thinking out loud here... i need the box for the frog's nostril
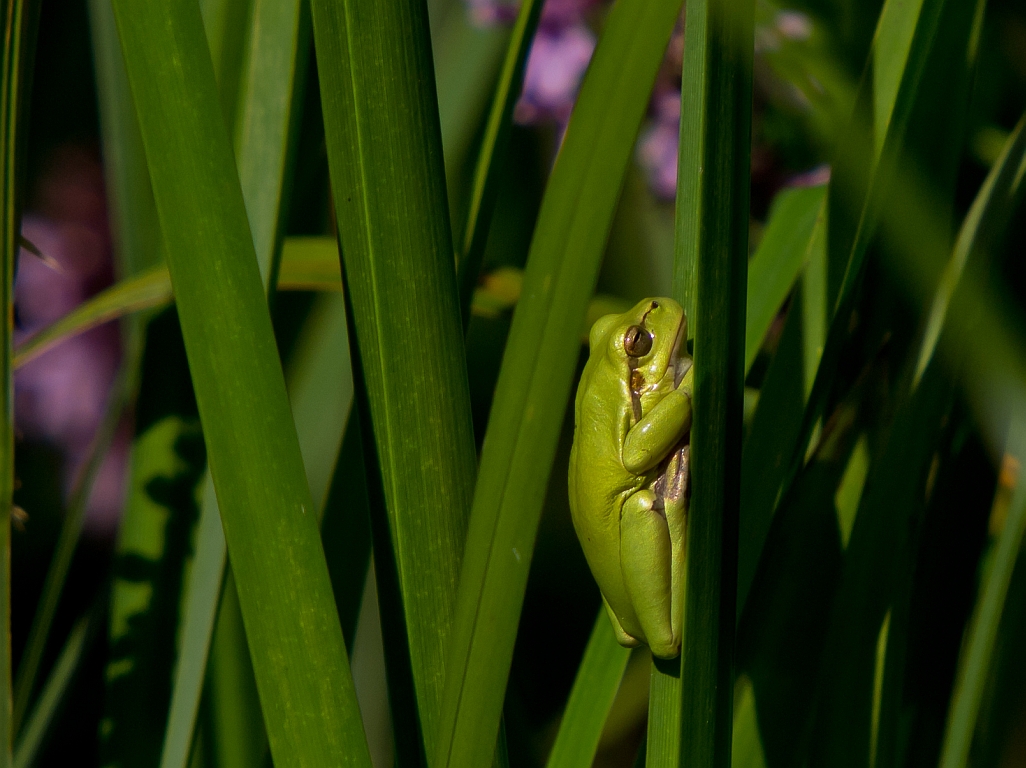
[651,301,659,309]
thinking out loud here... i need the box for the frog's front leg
[620,489,679,659]
[622,387,692,474]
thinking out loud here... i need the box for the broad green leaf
[665,0,753,766]
[110,3,369,766]
[437,2,684,766]
[456,0,544,322]
[310,0,481,753]
[544,612,631,768]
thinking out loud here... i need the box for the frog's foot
[621,491,680,660]
[602,597,642,649]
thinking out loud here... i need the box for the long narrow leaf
[544,612,631,768]
[437,2,684,766]
[939,418,1026,768]
[456,0,543,322]
[310,0,479,752]
[667,0,752,766]
[110,2,370,765]
[0,2,37,760]
[158,2,310,764]
[12,358,135,733]
[12,610,94,768]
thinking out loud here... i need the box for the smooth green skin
[569,297,694,659]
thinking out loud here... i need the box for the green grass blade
[666,1,752,767]
[12,610,95,768]
[0,1,37,762]
[939,420,1026,766]
[158,2,309,765]
[158,475,226,768]
[645,658,682,765]
[111,2,370,765]
[433,6,508,192]
[12,359,136,735]
[915,111,1026,380]
[736,301,807,620]
[437,2,683,765]
[744,185,826,374]
[88,0,161,277]
[787,0,952,474]
[12,265,170,369]
[205,570,267,768]
[310,0,478,748]
[456,0,543,323]
[731,677,767,768]
[16,239,599,373]
[544,612,631,768]
[230,0,308,287]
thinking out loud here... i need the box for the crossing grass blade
[663,0,752,766]
[12,609,95,768]
[544,612,632,768]
[0,2,37,762]
[12,360,136,734]
[15,237,596,371]
[435,2,684,766]
[157,2,311,765]
[456,0,543,323]
[310,0,479,753]
[938,418,1026,768]
[12,264,169,368]
[110,2,370,765]
[744,185,826,374]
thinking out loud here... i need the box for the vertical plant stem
[0,2,38,761]
[669,1,752,768]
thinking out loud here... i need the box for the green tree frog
[568,297,693,659]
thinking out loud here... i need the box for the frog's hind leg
[620,491,679,659]
[602,597,642,648]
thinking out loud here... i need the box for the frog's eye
[623,325,652,357]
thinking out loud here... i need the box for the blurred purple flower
[466,0,688,198]
[514,22,596,125]
[14,146,125,535]
[637,90,680,200]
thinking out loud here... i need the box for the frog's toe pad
[649,637,681,659]
[611,621,642,649]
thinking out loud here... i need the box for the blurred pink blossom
[637,90,680,199]
[14,146,126,536]
[514,22,596,125]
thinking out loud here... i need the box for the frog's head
[591,297,691,393]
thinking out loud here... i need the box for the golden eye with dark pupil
[623,325,652,357]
